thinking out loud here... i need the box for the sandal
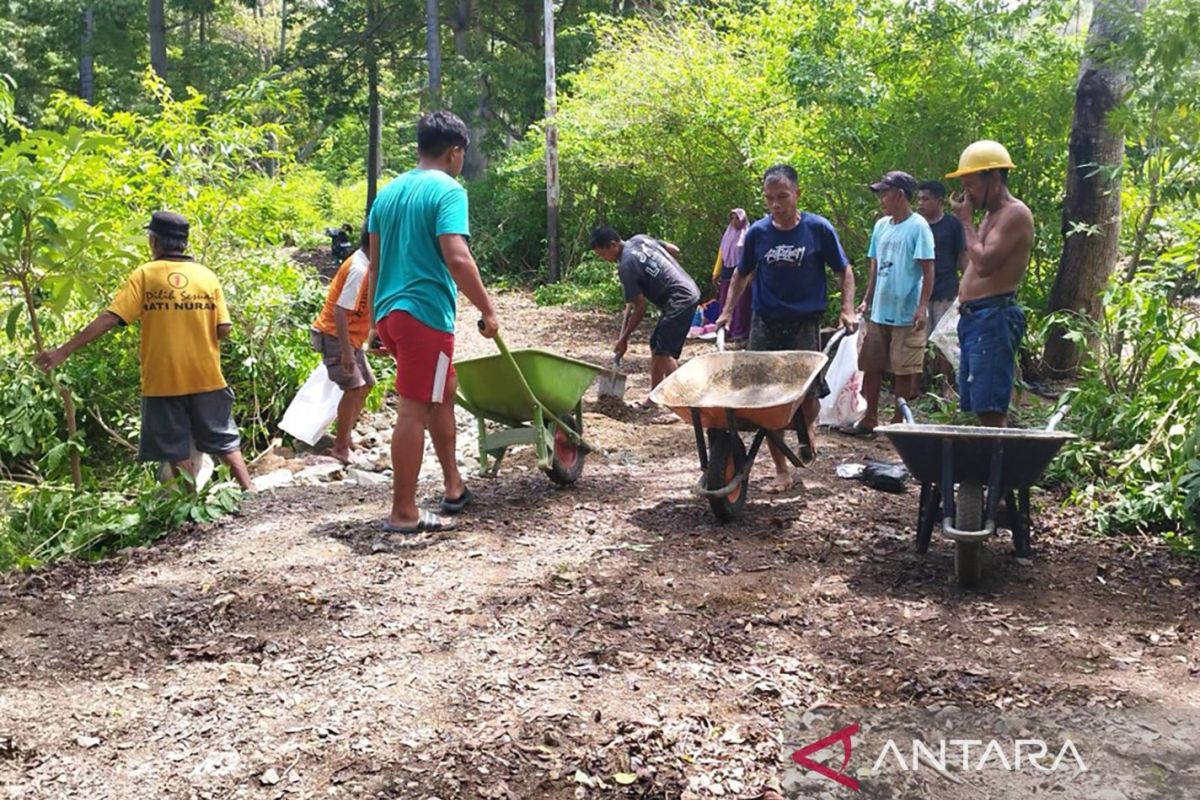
[439,488,475,515]
[381,510,456,534]
[837,424,877,439]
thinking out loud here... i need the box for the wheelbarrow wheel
[954,481,984,588]
[543,412,586,486]
[706,429,748,522]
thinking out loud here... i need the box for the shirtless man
[945,140,1034,427]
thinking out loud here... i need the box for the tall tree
[80,6,96,104]
[1043,0,1145,375]
[426,0,441,105]
[149,0,168,79]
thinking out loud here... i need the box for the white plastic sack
[930,300,961,372]
[818,330,867,427]
[279,362,344,446]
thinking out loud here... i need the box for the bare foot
[763,471,793,494]
[329,447,352,465]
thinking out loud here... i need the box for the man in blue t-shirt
[366,110,500,534]
[716,164,858,494]
[855,171,935,433]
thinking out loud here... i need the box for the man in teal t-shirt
[854,171,935,433]
[366,110,500,534]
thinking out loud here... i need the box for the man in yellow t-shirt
[309,227,376,463]
[35,211,253,491]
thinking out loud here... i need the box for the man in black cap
[853,171,934,433]
[36,211,254,491]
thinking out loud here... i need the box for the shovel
[596,306,629,399]
[596,354,627,399]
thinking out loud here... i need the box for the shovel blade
[596,371,627,399]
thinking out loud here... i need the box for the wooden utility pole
[544,0,560,282]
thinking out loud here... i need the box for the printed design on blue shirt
[764,245,807,266]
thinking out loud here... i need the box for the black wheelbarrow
[876,402,1073,587]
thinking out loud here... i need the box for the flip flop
[380,510,456,534]
[439,488,475,515]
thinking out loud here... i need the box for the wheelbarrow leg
[1009,489,1032,557]
[791,406,816,467]
[476,417,490,475]
[916,482,939,554]
[690,408,707,471]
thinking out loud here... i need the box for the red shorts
[377,311,456,403]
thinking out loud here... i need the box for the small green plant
[0,475,242,571]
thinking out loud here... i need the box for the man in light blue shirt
[854,171,934,433]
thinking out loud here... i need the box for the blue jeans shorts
[957,294,1026,415]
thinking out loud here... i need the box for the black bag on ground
[860,460,909,493]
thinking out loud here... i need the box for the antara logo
[790,724,1089,792]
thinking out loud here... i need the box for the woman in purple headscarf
[711,208,751,341]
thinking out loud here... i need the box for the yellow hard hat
[946,140,1016,178]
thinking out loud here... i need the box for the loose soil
[3,293,1199,799]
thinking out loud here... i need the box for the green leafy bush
[1044,223,1200,535]
[0,477,242,571]
[0,76,338,567]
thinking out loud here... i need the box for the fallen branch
[90,405,137,454]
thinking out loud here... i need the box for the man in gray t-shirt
[590,226,700,403]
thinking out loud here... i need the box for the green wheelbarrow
[454,331,603,485]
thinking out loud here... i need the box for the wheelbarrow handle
[822,326,849,358]
[478,320,535,404]
[1046,404,1070,432]
[896,396,915,424]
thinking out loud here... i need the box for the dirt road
[3,294,1199,799]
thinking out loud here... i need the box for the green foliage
[532,256,624,311]
[1044,222,1200,534]
[0,75,332,569]
[0,476,242,571]
[476,0,1079,308]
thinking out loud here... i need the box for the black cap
[145,211,189,239]
[869,171,918,197]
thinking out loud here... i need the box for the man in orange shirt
[35,211,254,491]
[310,228,375,463]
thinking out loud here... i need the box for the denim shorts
[957,294,1026,415]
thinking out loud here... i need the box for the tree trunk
[426,0,441,106]
[366,0,382,210]
[279,0,288,59]
[19,269,82,490]
[149,0,168,80]
[1043,0,1144,376]
[451,0,472,57]
[80,7,95,104]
